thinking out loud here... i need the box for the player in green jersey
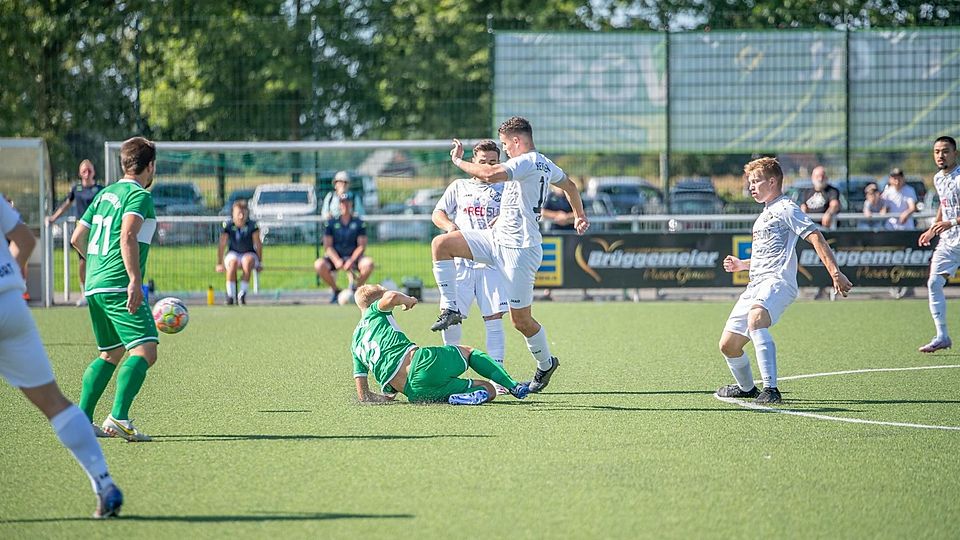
[70,136,159,441]
[351,285,530,405]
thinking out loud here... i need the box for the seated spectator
[860,182,887,231]
[800,166,841,229]
[314,195,375,303]
[216,199,262,305]
[881,168,918,230]
[539,183,591,301]
[320,171,365,220]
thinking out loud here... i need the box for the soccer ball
[337,289,355,306]
[152,297,189,334]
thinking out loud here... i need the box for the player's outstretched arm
[555,177,589,235]
[377,290,418,312]
[722,255,749,273]
[804,230,852,296]
[355,377,395,403]
[450,139,508,183]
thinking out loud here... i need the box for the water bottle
[207,285,215,305]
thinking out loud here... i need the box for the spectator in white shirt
[881,168,918,230]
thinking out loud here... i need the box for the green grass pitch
[1,299,959,538]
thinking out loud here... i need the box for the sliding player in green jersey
[351,285,530,405]
[71,136,159,441]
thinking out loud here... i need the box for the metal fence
[51,211,934,301]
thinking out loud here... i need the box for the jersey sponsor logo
[99,193,122,210]
[463,206,489,216]
[0,262,14,278]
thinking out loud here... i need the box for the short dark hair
[935,136,957,151]
[119,137,156,175]
[864,182,879,193]
[472,139,500,158]
[498,116,533,138]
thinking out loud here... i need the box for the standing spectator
[799,166,841,229]
[320,171,365,220]
[46,160,104,306]
[881,168,918,230]
[215,199,262,305]
[860,182,887,230]
[314,195,375,303]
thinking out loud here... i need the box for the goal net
[100,140,481,299]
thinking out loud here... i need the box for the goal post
[0,138,53,306]
[100,139,483,300]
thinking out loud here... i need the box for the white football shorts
[461,228,542,310]
[0,288,56,388]
[454,260,509,318]
[224,250,259,267]
[723,279,798,337]
[931,243,960,277]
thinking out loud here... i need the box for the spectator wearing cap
[321,170,365,220]
[881,168,917,230]
[314,195,375,303]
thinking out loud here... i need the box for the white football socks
[441,323,462,346]
[929,273,949,339]
[724,352,755,391]
[240,280,249,294]
[51,405,113,494]
[226,280,237,297]
[484,318,505,364]
[749,328,777,389]
[525,326,554,370]
[432,260,458,310]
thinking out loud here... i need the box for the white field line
[715,365,960,431]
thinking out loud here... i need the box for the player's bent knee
[129,343,158,366]
[929,273,947,290]
[746,307,771,331]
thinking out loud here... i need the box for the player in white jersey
[716,158,852,404]
[430,116,589,393]
[432,140,511,394]
[0,195,123,518]
[918,136,960,352]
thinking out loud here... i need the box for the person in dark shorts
[47,159,105,306]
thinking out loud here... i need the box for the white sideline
[714,365,960,431]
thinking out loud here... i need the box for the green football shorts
[87,292,159,351]
[403,345,485,402]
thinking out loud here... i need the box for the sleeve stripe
[354,373,368,378]
[123,211,144,219]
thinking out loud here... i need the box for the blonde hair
[354,284,386,309]
[744,157,783,185]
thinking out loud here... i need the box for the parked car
[315,170,379,211]
[219,188,256,216]
[250,183,318,244]
[586,176,666,215]
[151,182,205,215]
[669,177,724,214]
[151,182,212,245]
[375,203,437,241]
[405,188,446,209]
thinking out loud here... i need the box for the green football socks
[111,356,150,420]
[79,358,117,422]
[468,350,517,389]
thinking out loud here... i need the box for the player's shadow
[529,404,749,413]
[257,409,312,413]
[151,433,491,443]
[0,511,414,524]
[787,397,960,406]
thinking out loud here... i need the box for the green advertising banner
[494,29,960,154]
